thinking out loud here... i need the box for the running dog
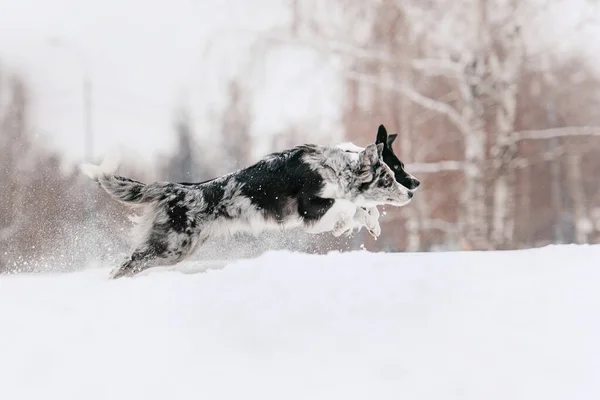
[81,139,412,278]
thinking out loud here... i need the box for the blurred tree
[166,107,204,182]
[0,74,30,270]
[220,79,253,171]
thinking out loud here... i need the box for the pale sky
[0,0,597,171]
[0,0,342,169]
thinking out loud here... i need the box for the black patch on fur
[201,182,227,216]
[114,176,145,201]
[376,125,420,190]
[235,146,333,222]
[298,196,336,222]
[381,147,420,190]
[177,177,217,186]
[167,193,190,233]
[126,184,142,201]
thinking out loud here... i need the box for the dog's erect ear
[376,142,384,157]
[387,134,398,147]
[357,143,380,182]
[359,143,380,168]
[376,124,388,144]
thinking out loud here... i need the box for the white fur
[335,142,365,153]
[304,199,359,234]
[80,151,121,180]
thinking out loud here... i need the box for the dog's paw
[365,207,381,239]
[368,225,381,240]
[109,265,137,279]
[351,207,380,239]
[109,267,126,279]
[332,217,352,237]
[352,206,380,239]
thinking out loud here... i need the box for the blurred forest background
[2,0,600,272]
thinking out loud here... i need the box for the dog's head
[353,143,413,207]
[375,125,420,191]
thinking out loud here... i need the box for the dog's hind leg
[110,248,160,279]
[109,233,200,279]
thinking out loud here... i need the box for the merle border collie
[334,124,420,238]
[82,132,413,279]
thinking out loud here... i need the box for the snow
[1,245,599,399]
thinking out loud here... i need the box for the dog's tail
[80,152,166,205]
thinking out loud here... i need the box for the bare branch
[511,145,566,169]
[513,126,600,141]
[256,30,399,65]
[407,160,466,173]
[342,68,470,134]
[410,58,466,79]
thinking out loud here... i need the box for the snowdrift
[1,245,599,400]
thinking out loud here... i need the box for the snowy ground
[1,245,599,400]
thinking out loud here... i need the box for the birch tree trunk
[398,94,421,251]
[490,75,521,248]
[459,54,489,250]
[462,125,488,250]
[457,0,492,250]
[566,152,589,244]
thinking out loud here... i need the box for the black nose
[408,191,414,199]
[412,179,420,189]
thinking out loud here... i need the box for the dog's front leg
[332,213,356,237]
[336,206,381,239]
[363,206,381,239]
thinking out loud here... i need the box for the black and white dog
[82,130,413,278]
[333,124,420,238]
